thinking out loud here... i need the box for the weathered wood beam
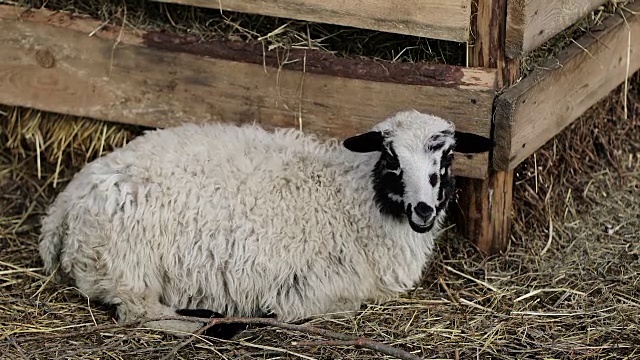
[0,5,497,179]
[453,0,521,255]
[153,0,472,42]
[506,0,607,57]
[495,1,640,170]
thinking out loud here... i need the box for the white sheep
[38,109,492,338]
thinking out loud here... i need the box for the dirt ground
[1,69,639,360]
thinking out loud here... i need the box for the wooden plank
[495,0,640,170]
[506,0,607,57]
[453,0,519,255]
[154,0,472,42]
[0,6,497,179]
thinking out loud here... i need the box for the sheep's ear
[453,131,494,154]
[343,131,384,153]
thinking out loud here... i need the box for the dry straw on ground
[1,83,639,358]
[2,79,639,359]
[1,0,640,359]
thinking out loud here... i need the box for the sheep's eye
[429,174,438,187]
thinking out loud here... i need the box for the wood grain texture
[453,0,518,255]
[495,0,640,170]
[154,0,472,42]
[0,6,497,178]
[506,0,607,57]
[454,171,514,254]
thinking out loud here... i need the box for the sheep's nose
[414,202,434,221]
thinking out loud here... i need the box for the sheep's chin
[408,219,434,234]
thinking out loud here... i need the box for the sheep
[38,109,493,338]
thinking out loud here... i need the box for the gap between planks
[153,0,473,42]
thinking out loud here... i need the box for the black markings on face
[372,142,406,221]
[381,144,400,170]
[429,141,447,152]
[429,173,438,187]
[428,130,455,213]
[440,147,454,172]
[371,131,459,222]
[437,178,446,203]
[428,130,454,151]
[436,145,455,211]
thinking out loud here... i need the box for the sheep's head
[343,110,493,234]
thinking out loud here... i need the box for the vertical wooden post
[453,0,521,255]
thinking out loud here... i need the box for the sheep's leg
[175,309,253,339]
[114,294,253,339]
[114,293,206,336]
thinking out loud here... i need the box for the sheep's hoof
[175,308,248,340]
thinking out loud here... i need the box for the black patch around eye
[429,131,453,146]
[429,173,438,187]
[437,146,455,204]
[372,143,406,221]
[386,172,404,195]
[428,141,447,152]
[430,133,447,141]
